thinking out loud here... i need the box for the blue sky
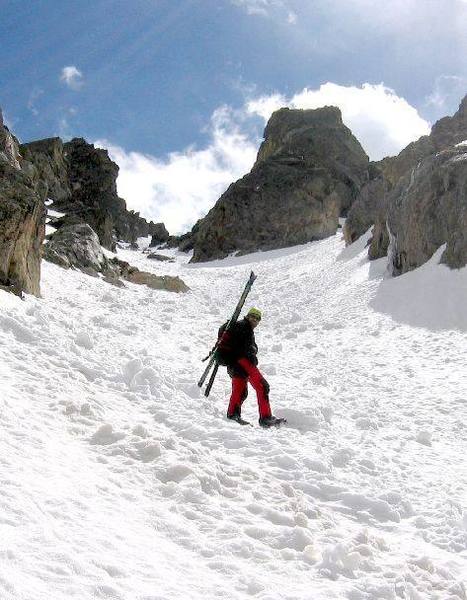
[1,0,467,233]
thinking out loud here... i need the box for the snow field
[0,231,466,599]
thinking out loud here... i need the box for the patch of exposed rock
[190,107,369,262]
[0,111,46,296]
[146,253,174,262]
[44,223,188,293]
[387,145,467,275]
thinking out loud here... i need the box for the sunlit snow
[0,230,466,599]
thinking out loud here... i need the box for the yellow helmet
[246,307,262,321]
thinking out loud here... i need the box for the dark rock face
[343,165,386,243]
[0,112,46,296]
[22,137,166,251]
[190,107,369,262]
[21,138,71,203]
[343,164,391,260]
[387,145,467,275]
[149,223,170,247]
[345,94,467,262]
[60,138,119,250]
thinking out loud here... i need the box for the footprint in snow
[90,424,125,445]
[278,408,322,432]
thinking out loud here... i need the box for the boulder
[43,223,109,273]
[387,145,467,275]
[125,271,189,293]
[109,257,188,292]
[146,253,174,262]
[190,106,369,262]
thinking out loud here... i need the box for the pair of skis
[198,271,257,397]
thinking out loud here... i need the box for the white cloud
[60,66,84,90]
[247,83,431,160]
[232,0,273,15]
[232,0,295,21]
[95,107,258,235]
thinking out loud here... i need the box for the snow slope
[0,230,466,600]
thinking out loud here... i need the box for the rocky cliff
[387,144,467,275]
[190,107,369,262]
[0,110,46,296]
[344,95,467,260]
[22,137,165,251]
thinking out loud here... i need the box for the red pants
[227,358,271,419]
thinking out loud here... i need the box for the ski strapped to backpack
[198,271,257,397]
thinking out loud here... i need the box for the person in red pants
[218,308,283,427]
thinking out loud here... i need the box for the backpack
[215,321,235,366]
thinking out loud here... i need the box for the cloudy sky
[2,0,467,233]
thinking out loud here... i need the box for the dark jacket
[217,318,258,373]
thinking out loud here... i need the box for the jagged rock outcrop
[381,95,467,186]
[21,138,71,203]
[387,144,467,275]
[60,138,120,250]
[344,95,467,260]
[44,223,189,292]
[0,111,46,296]
[190,107,369,262]
[22,137,166,250]
[0,109,21,169]
[149,223,170,247]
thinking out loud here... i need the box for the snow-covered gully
[1,232,466,600]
